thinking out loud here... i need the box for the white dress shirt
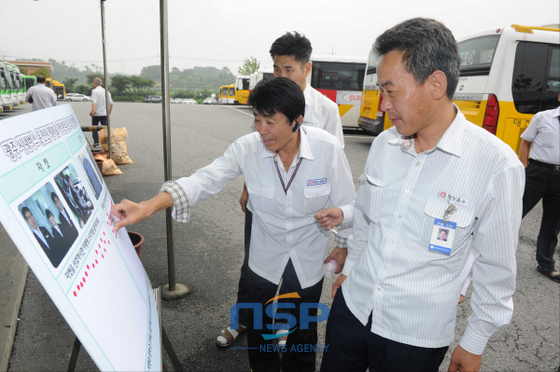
[163,127,355,289]
[302,84,345,147]
[91,86,113,116]
[25,84,57,111]
[342,108,524,355]
[520,106,560,165]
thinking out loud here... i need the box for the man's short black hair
[21,206,31,218]
[248,77,305,125]
[36,76,46,84]
[374,18,460,99]
[46,209,54,219]
[269,32,312,66]
[51,192,59,203]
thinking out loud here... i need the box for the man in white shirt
[519,93,560,283]
[320,18,524,372]
[112,78,356,371]
[225,31,346,349]
[25,76,57,111]
[90,77,113,146]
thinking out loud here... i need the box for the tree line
[20,59,238,102]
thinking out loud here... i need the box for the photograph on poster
[18,182,79,268]
[78,149,103,200]
[54,164,95,228]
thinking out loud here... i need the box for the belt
[530,159,560,171]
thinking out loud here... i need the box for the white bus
[307,55,367,129]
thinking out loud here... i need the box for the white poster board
[0,105,161,371]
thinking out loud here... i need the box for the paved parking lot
[1,101,558,371]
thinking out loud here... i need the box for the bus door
[234,76,250,105]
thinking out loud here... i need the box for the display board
[0,105,161,371]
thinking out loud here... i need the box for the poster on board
[0,105,161,371]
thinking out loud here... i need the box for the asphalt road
[1,101,558,371]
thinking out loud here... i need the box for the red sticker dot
[73,291,77,297]
[85,272,88,277]
[104,248,106,252]
[87,265,90,270]
[92,263,95,268]
[83,277,86,283]
[108,241,111,245]
[80,283,83,288]
[77,285,80,291]
[103,231,106,236]
[102,254,104,258]
[95,259,98,264]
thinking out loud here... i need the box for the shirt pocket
[424,198,475,252]
[247,183,275,213]
[304,184,331,214]
[356,174,385,222]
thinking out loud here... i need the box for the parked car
[66,94,91,102]
[180,99,197,105]
[170,98,182,104]
[203,97,218,105]
[151,96,162,103]
[144,95,156,102]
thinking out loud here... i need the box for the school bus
[0,60,14,112]
[358,24,560,154]
[307,55,367,129]
[234,75,250,105]
[46,78,66,100]
[454,24,559,153]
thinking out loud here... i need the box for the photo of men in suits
[21,206,66,268]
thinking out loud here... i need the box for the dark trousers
[91,115,107,143]
[320,289,448,372]
[522,160,560,270]
[243,260,324,372]
[235,210,254,326]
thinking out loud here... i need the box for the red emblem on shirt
[440,192,446,198]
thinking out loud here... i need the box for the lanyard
[274,156,303,194]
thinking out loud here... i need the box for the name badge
[429,218,456,255]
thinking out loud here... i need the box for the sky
[1,0,559,76]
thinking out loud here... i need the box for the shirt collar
[387,104,465,158]
[260,127,314,161]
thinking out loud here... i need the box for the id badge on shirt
[429,219,456,255]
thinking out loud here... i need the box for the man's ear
[303,62,312,78]
[430,70,448,101]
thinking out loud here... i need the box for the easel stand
[67,287,183,372]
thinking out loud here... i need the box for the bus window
[512,42,560,113]
[458,35,500,76]
[311,62,364,91]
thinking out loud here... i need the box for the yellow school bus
[234,75,250,105]
[359,24,560,154]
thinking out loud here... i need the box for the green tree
[31,67,52,78]
[111,75,131,95]
[129,76,155,94]
[62,78,78,92]
[86,73,104,85]
[237,56,260,76]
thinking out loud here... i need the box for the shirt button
[415,162,420,166]
[397,214,402,220]
[286,219,291,223]
[287,204,292,208]
[390,240,395,244]
[288,248,293,251]
[405,189,410,194]
[383,265,387,269]
[377,286,382,291]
